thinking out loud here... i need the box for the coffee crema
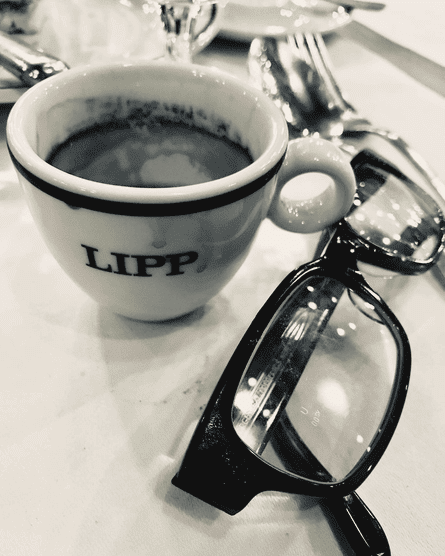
[47,119,253,188]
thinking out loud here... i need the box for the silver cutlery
[0,30,69,87]
[248,33,445,205]
[323,0,386,11]
[249,32,445,290]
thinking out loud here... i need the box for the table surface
[1,3,445,555]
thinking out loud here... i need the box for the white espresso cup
[7,61,355,321]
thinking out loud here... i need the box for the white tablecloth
[1,2,445,555]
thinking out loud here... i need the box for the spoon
[248,34,445,204]
[0,30,69,86]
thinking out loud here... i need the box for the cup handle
[268,136,356,234]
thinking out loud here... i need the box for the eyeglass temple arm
[273,417,391,556]
[320,492,390,556]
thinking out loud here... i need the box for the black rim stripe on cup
[9,147,286,216]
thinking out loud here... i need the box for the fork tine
[292,33,356,114]
[294,33,445,264]
[265,32,445,220]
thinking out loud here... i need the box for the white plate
[0,0,220,103]
[219,0,351,42]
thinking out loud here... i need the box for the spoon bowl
[248,33,445,204]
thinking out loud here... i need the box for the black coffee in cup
[47,111,253,188]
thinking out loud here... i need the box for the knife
[0,30,69,87]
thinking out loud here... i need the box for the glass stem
[160,3,201,63]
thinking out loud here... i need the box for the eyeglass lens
[346,160,442,262]
[231,275,398,483]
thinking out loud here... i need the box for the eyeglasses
[344,149,445,276]
[171,150,444,556]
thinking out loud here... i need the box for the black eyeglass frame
[347,149,445,275]
[172,232,411,516]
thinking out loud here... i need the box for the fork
[248,33,445,205]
